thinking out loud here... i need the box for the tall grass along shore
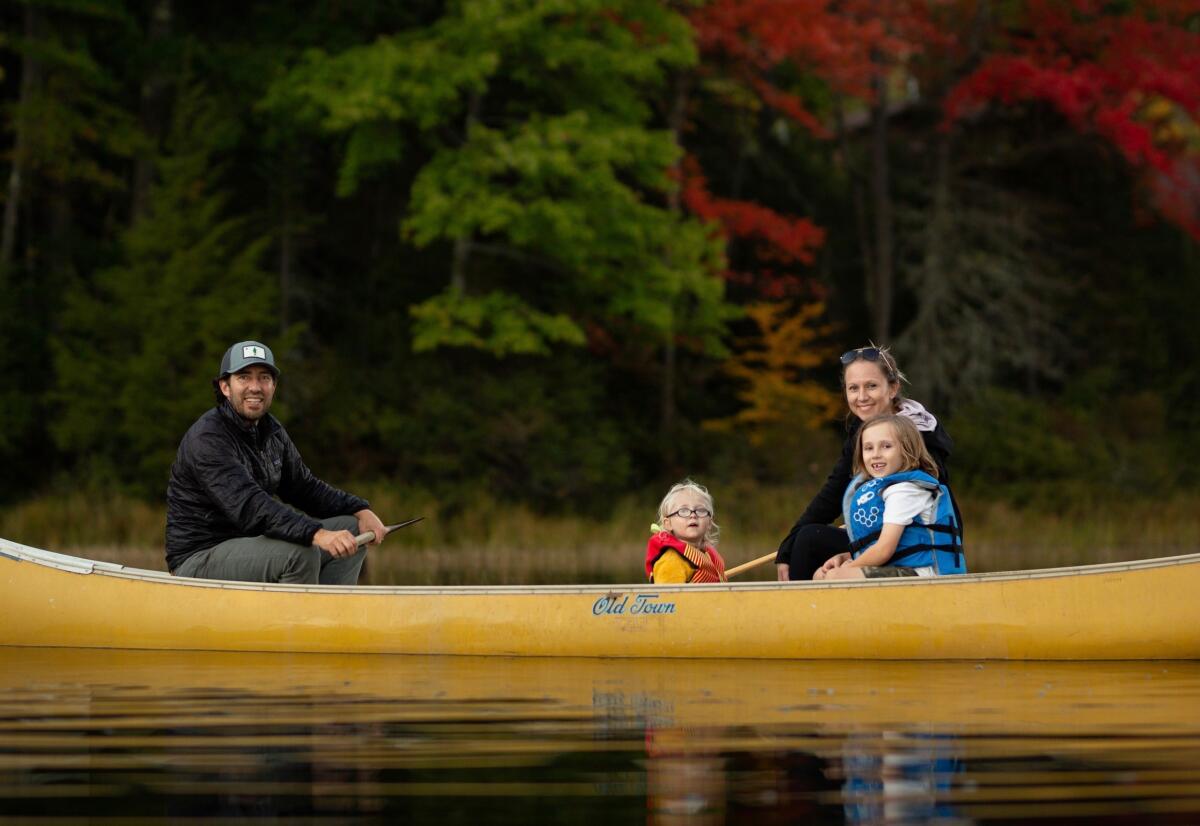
[3,486,1197,586]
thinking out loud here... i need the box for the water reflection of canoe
[2,538,1197,659]
[4,647,1198,735]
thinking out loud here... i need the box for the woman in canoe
[775,345,961,581]
[815,414,965,579]
[645,479,728,584]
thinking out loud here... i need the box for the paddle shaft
[354,517,425,546]
[725,551,777,578]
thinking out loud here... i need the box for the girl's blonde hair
[656,478,720,548]
[852,414,938,478]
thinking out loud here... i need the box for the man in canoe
[164,340,387,584]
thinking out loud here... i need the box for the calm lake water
[1,648,1198,823]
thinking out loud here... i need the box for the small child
[644,480,728,584]
[816,414,965,580]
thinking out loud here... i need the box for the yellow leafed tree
[707,301,842,444]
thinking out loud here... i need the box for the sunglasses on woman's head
[840,347,882,365]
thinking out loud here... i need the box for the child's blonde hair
[656,478,720,548]
[852,414,938,478]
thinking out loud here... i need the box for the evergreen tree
[52,84,287,492]
[0,0,138,497]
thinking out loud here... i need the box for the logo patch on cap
[242,345,266,360]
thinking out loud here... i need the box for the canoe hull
[2,539,1197,659]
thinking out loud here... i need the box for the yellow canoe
[2,536,1197,659]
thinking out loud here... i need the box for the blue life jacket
[841,732,962,824]
[842,470,966,574]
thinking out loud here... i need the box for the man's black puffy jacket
[165,401,369,572]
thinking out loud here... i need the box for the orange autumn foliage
[706,301,842,442]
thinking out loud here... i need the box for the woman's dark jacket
[165,401,369,572]
[776,415,957,560]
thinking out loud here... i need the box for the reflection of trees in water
[161,715,389,818]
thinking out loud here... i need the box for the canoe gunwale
[2,536,1199,596]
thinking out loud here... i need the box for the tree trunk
[2,3,40,267]
[450,234,471,294]
[450,91,483,293]
[868,72,893,344]
[131,0,173,225]
[279,177,295,336]
[928,135,951,287]
[833,94,874,329]
[660,71,691,455]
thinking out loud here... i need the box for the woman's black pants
[780,524,850,581]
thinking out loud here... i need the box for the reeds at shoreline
[3,486,1197,585]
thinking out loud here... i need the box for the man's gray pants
[174,515,367,585]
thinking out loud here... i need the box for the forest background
[2,0,1199,583]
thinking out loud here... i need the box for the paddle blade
[355,516,425,546]
[383,516,425,534]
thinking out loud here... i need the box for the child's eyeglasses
[840,347,882,365]
[667,507,711,519]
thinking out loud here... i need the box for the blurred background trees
[2,0,1198,512]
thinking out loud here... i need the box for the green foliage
[373,352,632,512]
[50,84,293,492]
[948,381,1178,509]
[411,289,585,355]
[4,0,139,191]
[402,113,680,253]
[261,0,694,136]
[402,111,728,353]
[950,389,1097,490]
[262,0,726,359]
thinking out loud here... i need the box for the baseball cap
[217,341,279,380]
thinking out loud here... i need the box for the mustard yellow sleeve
[652,550,695,584]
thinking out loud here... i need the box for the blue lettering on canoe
[593,593,676,616]
[592,594,629,615]
[631,594,676,614]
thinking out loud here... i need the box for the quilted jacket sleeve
[275,424,370,521]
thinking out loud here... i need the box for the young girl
[816,415,965,580]
[644,480,728,584]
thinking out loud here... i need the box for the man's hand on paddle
[354,509,387,547]
[313,527,359,558]
[313,509,387,558]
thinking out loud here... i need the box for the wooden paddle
[354,516,425,546]
[725,551,777,578]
